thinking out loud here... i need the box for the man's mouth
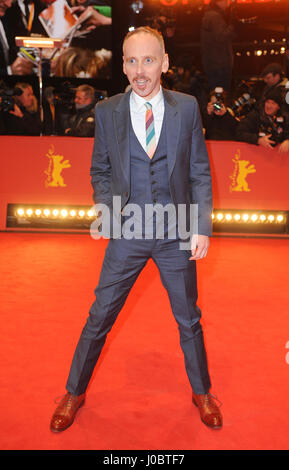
[134,78,149,87]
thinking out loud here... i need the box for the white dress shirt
[129,87,165,152]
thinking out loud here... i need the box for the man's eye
[145,58,153,63]
[128,58,136,64]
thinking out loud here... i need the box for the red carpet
[0,232,288,450]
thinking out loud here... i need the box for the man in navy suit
[50,26,222,433]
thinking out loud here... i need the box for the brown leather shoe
[50,392,85,433]
[192,393,223,430]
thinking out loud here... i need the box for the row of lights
[236,48,286,57]
[14,207,285,224]
[212,212,286,223]
[16,207,96,219]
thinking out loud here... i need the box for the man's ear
[162,53,169,74]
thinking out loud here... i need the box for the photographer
[260,63,288,100]
[236,88,289,153]
[64,84,95,137]
[202,87,239,140]
[3,82,41,135]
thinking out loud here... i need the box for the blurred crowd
[2,60,289,154]
[1,0,289,153]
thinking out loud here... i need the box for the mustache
[133,76,149,81]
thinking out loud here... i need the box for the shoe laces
[208,393,223,408]
[54,393,80,411]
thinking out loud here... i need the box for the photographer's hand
[9,104,23,118]
[278,139,289,153]
[258,134,275,149]
[10,57,33,75]
[207,102,215,115]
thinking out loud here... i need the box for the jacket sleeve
[189,98,213,237]
[236,111,259,145]
[90,103,112,208]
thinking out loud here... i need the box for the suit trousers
[66,236,211,396]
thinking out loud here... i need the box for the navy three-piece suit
[66,88,213,396]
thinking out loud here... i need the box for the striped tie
[145,102,156,159]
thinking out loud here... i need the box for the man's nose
[136,61,144,75]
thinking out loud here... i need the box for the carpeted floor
[0,232,288,451]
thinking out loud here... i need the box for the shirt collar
[131,86,164,113]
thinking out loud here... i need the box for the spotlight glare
[35,209,42,216]
[70,210,76,217]
[43,209,50,216]
[260,214,266,222]
[216,213,223,221]
[251,214,258,222]
[78,210,85,217]
[234,214,241,221]
[17,208,24,216]
[52,209,59,217]
[225,214,232,221]
[26,209,33,216]
[268,215,274,222]
[242,214,249,222]
[277,215,284,222]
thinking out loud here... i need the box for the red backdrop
[0,136,288,230]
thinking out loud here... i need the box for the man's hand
[10,57,33,75]
[258,134,275,149]
[189,235,210,260]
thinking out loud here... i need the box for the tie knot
[145,102,152,111]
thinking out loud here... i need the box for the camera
[0,86,23,113]
[259,115,285,147]
[213,87,224,111]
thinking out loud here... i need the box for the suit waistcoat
[121,113,176,239]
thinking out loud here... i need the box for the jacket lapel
[163,89,181,178]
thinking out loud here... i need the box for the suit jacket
[0,18,17,76]
[90,88,213,237]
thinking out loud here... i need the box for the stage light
[61,209,68,218]
[15,37,62,49]
[8,205,289,234]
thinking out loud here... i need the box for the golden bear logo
[230,149,256,192]
[45,145,71,187]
